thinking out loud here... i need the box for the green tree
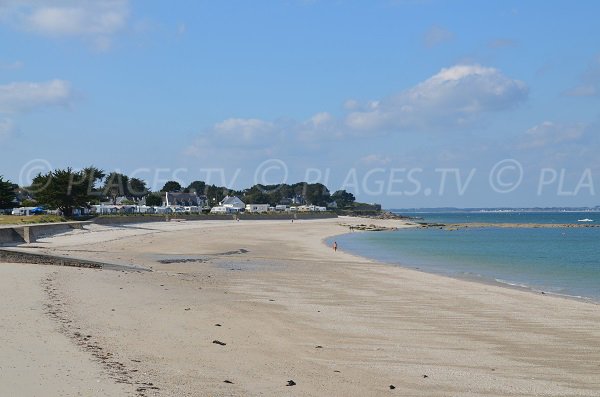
[145,193,163,207]
[30,166,104,216]
[303,183,331,206]
[331,190,355,208]
[0,176,17,209]
[161,181,182,192]
[205,184,230,205]
[102,172,129,204]
[20,199,38,207]
[243,191,271,205]
[187,180,206,195]
[127,177,148,199]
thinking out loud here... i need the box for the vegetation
[145,192,163,207]
[102,172,148,204]
[0,176,17,209]
[29,166,104,217]
[0,214,66,225]
[161,181,182,192]
[4,165,363,218]
[331,190,356,208]
[186,180,206,194]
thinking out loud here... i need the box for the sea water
[328,212,600,301]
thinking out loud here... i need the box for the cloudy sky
[1,0,599,208]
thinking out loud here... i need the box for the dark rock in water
[212,340,226,346]
[224,380,234,384]
[286,380,296,386]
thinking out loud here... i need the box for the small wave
[494,279,591,301]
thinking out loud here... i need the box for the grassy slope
[0,215,66,225]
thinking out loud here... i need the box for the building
[210,206,238,214]
[219,195,245,212]
[298,205,327,212]
[164,192,206,209]
[245,204,269,213]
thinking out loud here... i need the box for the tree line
[1,167,356,216]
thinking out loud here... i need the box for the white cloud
[564,54,600,97]
[423,25,454,48]
[0,79,73,113]
[187,64,528,157]
[360,154,391,166]
[345,64,528,132]
[343,99,360,110]
[213,118,279,147]
[187,112,337,157]
[519,121,586,149]
[0,0,129,50]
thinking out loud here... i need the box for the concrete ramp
[0,221,91,246]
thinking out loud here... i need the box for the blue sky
[1,0,599,208]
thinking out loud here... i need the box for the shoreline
[2,217,599,396]
[326,225,600,306]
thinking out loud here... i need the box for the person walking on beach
[333,241,337,252]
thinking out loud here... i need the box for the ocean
[328,212,600,302]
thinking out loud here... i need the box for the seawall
[0,222,90,246]
[92,212,337,225]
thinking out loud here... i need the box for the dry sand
[1,216,599,396]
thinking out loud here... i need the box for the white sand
[0,263,129,396]
[2,216,599,396]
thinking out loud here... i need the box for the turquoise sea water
[328,212,600,301]
[396,210,599,225]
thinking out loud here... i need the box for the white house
[219,196,245,212]
[298,204,327,212]
[164,192,206,210]
[245,204,269,213]
[210,206,237,214]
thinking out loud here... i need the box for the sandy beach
[1,216,599,396]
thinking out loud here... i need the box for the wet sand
[1,217,599,396]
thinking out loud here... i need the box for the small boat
[577,218,594,222]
